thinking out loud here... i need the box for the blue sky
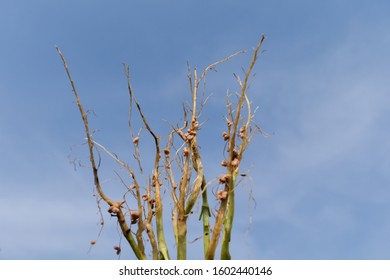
[1,0,390,260]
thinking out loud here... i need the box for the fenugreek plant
[57,35,265,260]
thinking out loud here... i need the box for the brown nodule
[217,190,228,200]
[130,211,140,219]
[222,131,229,141]
[192,120,199,129]
[185,134,194,142]
[130,211,140,224]
[114,246,121,255]
[218,175,229,184]
[108,206,120,213]
[231,158,240,167]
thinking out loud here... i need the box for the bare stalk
[124,65,170,260]
[56,47,147,260]
[177,150,190,259]
[92,140,146,253]
[172,48,252,259]
[206,35,265,260]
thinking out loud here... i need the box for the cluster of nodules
[107,200,142,225]
[221,125,246,168]
[220,149,240,168]
[108,200,126,215]
[176,120,199,143]
[216,175,230,201]
[142,193,156,207]
[215,124,247,201]
[221,125,246,142]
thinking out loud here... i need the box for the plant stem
[220,172,236,259]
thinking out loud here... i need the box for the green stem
[117,210,147,260]
[155,183,170,260]
[198,176,211,258]
[220,173,236,259]
[177,150,190,259]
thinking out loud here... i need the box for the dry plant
[57,35,266,260]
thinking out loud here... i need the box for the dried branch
[91,140,147,254]
[57,47,147,260]
[124,65,170,260]
[205,35,266,260]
